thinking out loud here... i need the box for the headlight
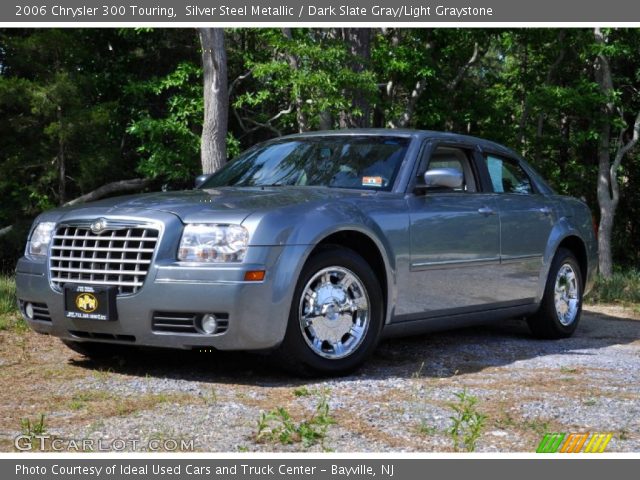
[178,224,249,263]
[27,222,56,257]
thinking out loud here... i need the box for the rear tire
[527,248,583,339]
[275,246,384,376]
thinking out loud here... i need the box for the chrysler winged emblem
[90,218,108,234]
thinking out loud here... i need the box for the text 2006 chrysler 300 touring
[16,130,597,374]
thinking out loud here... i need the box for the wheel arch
[557,235,588,288]
[539,217,590,300]
[303,228,395,325]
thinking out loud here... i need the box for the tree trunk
[596,117,616,278]
[593,28,640,278]
[339,28,371,129]
[57,105,66,204]
[199,28,228,174]
[319,111,333,130]
[594,28,617,278]
[534,30,566,165]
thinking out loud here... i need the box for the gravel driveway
[1,305,638,452]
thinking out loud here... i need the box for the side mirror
[194,173,212,189]
[423,168,463,190]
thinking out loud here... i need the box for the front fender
[242,201,405,324]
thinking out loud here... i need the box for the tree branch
[389,78,428,128]
[63,178,151,207]
[232,105,249,132]
[611,110,640,204]
[0,179,152,236]
[228,69,253,100]
[240,105,293,137]
[0,225,13,238]
[447,42,481,91]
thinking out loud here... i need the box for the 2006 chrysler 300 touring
[16,130,597,374]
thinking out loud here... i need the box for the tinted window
[485,155,533,194]
[201,136,410,191]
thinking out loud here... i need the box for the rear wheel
[527,248,583,339]
[276,247,384,376]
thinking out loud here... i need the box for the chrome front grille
[50,223,159,295]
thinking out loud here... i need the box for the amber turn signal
[244,270,266,282]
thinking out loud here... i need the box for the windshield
[200,135,410,191]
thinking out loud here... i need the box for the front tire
[527,248,583,339]
[276,246,384,376]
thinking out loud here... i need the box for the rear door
[397,142,502,318]
[481,153,556,302]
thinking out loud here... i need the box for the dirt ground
[0,305,638,453]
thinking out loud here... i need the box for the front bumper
[16,243,311,351]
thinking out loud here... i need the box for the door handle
[538,207,552,216]
[477,206,495,216]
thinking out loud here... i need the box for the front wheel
[276,247,384,376]
[527,248,583,339]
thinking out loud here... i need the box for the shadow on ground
[68,308,640,387]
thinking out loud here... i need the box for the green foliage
[127,62,203,180]
[447,390,487,452]
[2,28,640,273]
[0,274,25,333]
[232,29,378,132]
[256,392,334,448]
[417,419,437,436]
[588,271,640,305]
[0,275,17,315]
[293,387,311,397]
[20,414,47,439]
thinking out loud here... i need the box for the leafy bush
[588,271,640,305]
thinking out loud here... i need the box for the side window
[484,155,533,194]
[422,146,477,192]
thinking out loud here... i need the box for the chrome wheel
[299,266,370,359]
[554,263,580,326]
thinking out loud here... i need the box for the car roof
[279,129,519,158]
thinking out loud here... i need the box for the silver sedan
[16,130,597,375]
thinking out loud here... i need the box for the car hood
[54,187,377,223]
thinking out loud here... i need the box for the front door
[397,145,502,318]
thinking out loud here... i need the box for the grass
[417,419,437,436]
[0,275,17,315]
[559,366,580,374]
[203,387,218,405]
[0,275,27,333]
[20,414,47,439]
[446,390,487,452]
[588,271,640,307]
[293,387,311,397]
[493,411,552,437]
[256,391,334,449]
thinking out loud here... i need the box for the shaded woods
[1,28,640,275]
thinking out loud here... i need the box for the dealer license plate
[64,285,117,321]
